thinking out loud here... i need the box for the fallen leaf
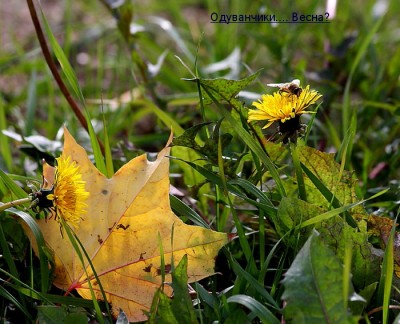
[28,128,228,322]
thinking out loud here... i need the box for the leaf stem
[0,197,32,213]
[290,143,307,201]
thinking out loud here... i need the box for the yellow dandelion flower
[248,85,322,129]
[247,85,322,143]
[47,155,89,229]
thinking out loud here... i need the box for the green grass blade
[102,113,114,177]
[0,98,12,171]
[169,194,210,228]
[40,6,86,107]
[337,111,356,169]
[0,284,32,320]
[216,136,228,231]
[217,137,256,270]
[343,227,352,311]
[0,224,20,281]
[378,214,397,324]
[227,178,276,267]
[85,111,107,176]
[300,162,358,228]
[303,103,321,144]
[1,271,107,309]
[0,268,53,305]
[324,116,341,149]
[258,207,265,266]
[134,99,185,135]
[0,169,28,199]
[200,85,286,198]
[194,282,219,311]
[170,157,276,215]
[259,235,286,284]
[131,100,208,195]
[25,69,37,136]
[227,294,280,324]
[229,255,280,310]
[290,143,306,201]
[228,178,274,209]
[0,272,103,320]
[0,222,29,314]
[299,188,389,228]
[7,208,50,293]
[342,16,384,136]
[157,232,166,291]
[61,220,110,323]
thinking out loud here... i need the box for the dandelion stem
[0,197,32,213]
[290,143,307,201]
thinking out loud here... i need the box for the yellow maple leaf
[28,128,228,322]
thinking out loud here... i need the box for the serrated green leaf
[320,219,381,289]
[301,162,357,228]
[282,231,359,324]
[297,146,360,210]
[298,188,387,230]
[277,197,381,289]
[275,197,325,246]
[171,122,211,152]
[293,145,366,228]
[193,69,262,106]
[171,120,233,168]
